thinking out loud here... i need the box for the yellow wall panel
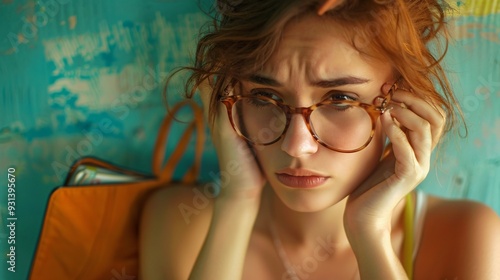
[449,0,500,16]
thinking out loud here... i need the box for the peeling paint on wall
[0,1,498,279]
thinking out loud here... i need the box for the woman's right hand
[198,79,267,202]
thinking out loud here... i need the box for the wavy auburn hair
[166,0,464,135]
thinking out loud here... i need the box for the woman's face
[239,14,395,212]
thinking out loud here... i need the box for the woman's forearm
[189,196,260,280]
[348,228,408,280]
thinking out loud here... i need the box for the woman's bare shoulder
[145,184,215,224]
[416,194,500,279]
[425,194,500,234]
[139,184,215,279]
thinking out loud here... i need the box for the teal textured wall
[0,1,499,279]
[419,11,500,208]
[0,1,220,279]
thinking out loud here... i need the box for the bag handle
[152,100,205,183]
[63,100,204,185]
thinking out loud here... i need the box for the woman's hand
[343,83,446,278]
[198,79,267,202]
[344,83,446,232]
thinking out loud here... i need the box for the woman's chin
[269,182,352,213]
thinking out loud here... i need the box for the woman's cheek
[252,125,385,187]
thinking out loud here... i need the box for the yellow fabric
[403,193,415,279]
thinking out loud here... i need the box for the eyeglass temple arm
[376,83,397,114]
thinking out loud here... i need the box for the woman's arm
[344,156,409,279]
[139,186,213,280]
[139,185,261,280]
[348,225,408,279]
[140,79,267,279]
[344,82,445,279]
[420,199,500,279]
[188,79,267,279]
[189,196,261,280]
[449,203,500,278]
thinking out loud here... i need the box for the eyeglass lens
[231,98,373,151]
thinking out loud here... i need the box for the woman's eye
[328,93,357,102]
[250,90,281,101]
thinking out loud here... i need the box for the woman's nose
[280,114,319,157]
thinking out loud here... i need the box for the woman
[140,0,500,279]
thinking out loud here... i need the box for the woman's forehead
[252,14,391,85]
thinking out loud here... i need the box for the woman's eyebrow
[248,74,281,86]
[247,74,370,88]
[313,76,370,88]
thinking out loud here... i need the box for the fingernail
[382,108,392,119]
[381,83,392,93]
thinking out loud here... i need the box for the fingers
[388,106,432,165]
[380,85,442,183]
[196,79,267,195]
[389,86,446,149]
[198,78,213,121]
[197,79,241,146]
[381,110,422,181]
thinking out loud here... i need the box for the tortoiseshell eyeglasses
[220,83,396,153]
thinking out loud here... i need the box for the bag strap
[152,100,205,183]
[63,100,204,185]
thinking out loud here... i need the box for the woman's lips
[275,170,329,188]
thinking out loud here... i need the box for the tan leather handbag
[30,100,205,280]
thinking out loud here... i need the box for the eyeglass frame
[219,82,397,153]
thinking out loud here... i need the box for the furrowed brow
[248,75,282,87]
[248,75,370,88]
[313,76,370,88]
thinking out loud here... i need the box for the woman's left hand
[344,83,446,233]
